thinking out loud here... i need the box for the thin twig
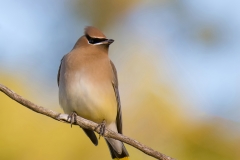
[0,83,175,160]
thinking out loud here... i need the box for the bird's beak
[101,39,114,45]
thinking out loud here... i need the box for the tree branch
[0,83,175,160]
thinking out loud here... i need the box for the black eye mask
[86,34,107,44]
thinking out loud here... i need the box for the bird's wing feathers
[57,56,65,86]
[82,128,98,146]
[110,60,122,134]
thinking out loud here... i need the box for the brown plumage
[58,26,129,159]
[84,26,106,38]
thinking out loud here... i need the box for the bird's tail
[105,139,129,160]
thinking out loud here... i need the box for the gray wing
[110,60,122,134]
[57,56,64,86]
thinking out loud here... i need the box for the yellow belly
[59,77,117,124]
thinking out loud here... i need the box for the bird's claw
[95,120,106,139]
[68,112,77,128]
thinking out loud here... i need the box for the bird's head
[73,26,114,50]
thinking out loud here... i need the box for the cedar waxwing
[57,26,129,160]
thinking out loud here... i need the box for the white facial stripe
[87,41,105,45]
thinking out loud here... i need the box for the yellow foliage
[0,75,110,160]
[1,64,240,160]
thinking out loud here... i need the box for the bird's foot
[95,119,106,139]
[67,112,77,128]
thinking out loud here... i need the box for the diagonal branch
[0,83,175,160]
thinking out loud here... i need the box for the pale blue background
[1,0,239,122]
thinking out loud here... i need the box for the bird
[57,26,129,160]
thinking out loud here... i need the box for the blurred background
[0,0,240,159]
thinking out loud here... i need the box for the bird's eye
[88,38,94,44]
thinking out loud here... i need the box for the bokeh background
[1,0,240,160]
